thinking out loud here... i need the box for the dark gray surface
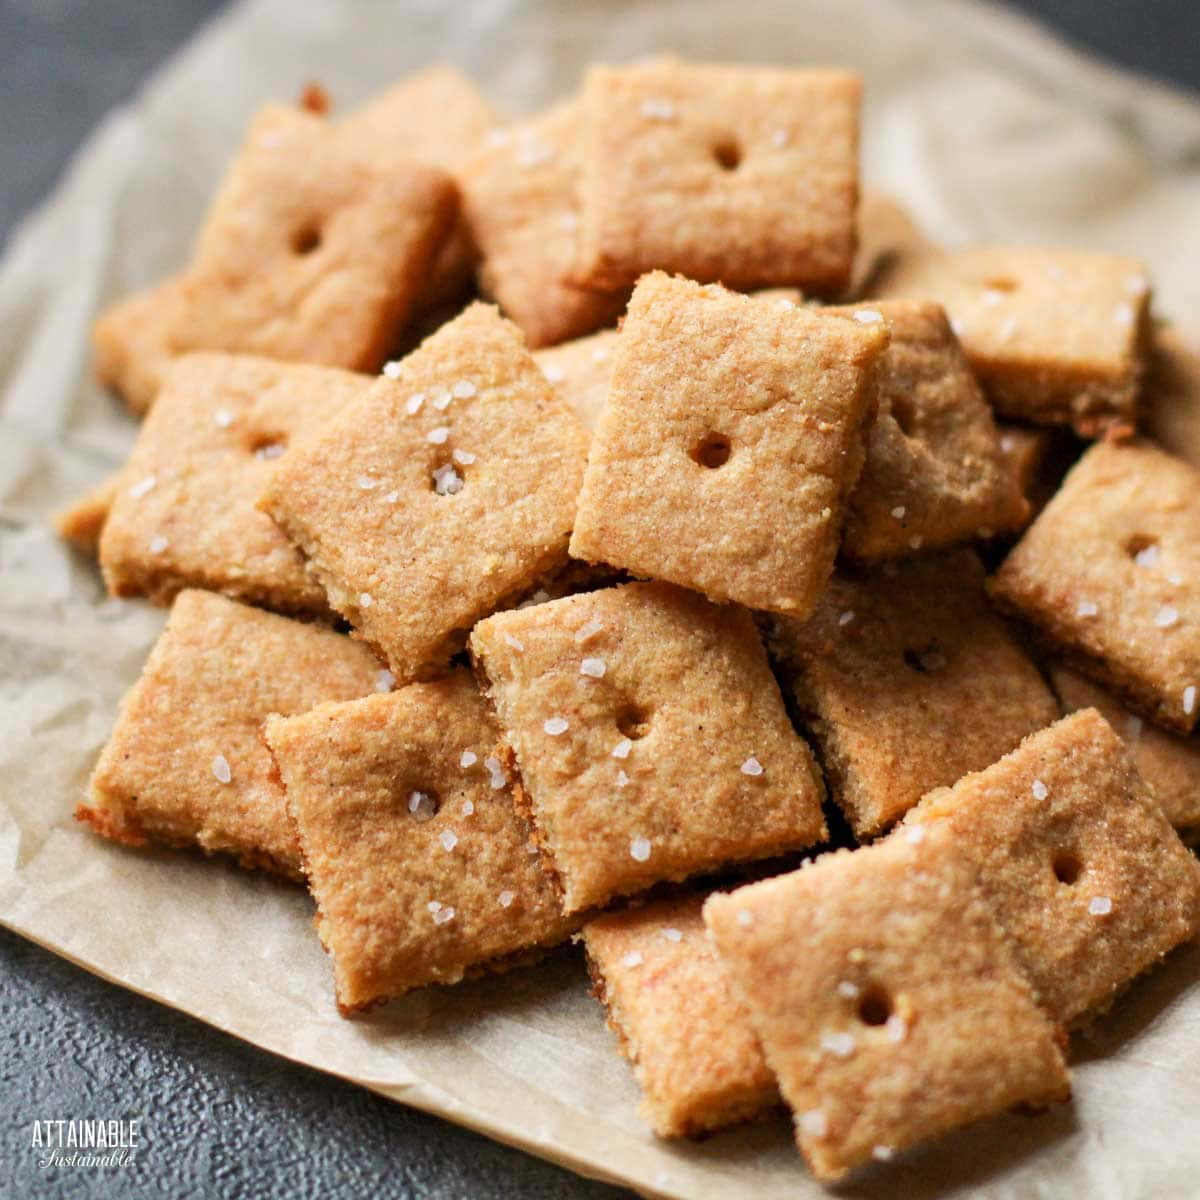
[2,1,1197,1198]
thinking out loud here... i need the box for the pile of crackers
[57,59,1200,1182]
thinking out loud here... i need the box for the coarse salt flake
[872,1145,895,1162]
[616,769,631,788]
[460,750,478,768]
[949,317,967,338]
[211,754,232,784]
[640,97,675,120]
[357,474,378,490]
[905,824,926,845]
[574,619,603,643]
[771,127,789,148]
[461,799,475,817]
[1155,606,1179,629]
[359,592,373,609]
[255,443,285,461]
[439,829,459,853]
[799,1110,828,1138]
[129,474,157,499]
[382,361,403,379]
[1113,302,1136,327]
[1125,274,1149,295]
[384,489,400,504]
[580,657,606,678]
[853,309,883,325]
[432,905,456,925]
[543,716,569,736]
[630,836,652,862]
[214,409,234,428]
[452,380,477,400]
[1077,599,1099,618]
[542,363,566,384]
[1184,685,1197,716]
[837,980,860,999]
[149,535,169,554]
[1134,543,1161,568]
[375,669,395,693]
[452,448,476,465]
[982,288,1006,307]
[405,392,425,414]
[408,790,437,821]
[612,738,632,759]
[427,426,450,444]
[662,927,683,943]
[885,1015,908,1042]
[1032,779,1048,800]
[432,464,464,495]
[503,633,525,652]
[484,756,507,790]
[427,900,443,913]
[1089,896,1113,916]
[622,951,644,969]
[741,756,764,777]
[515,140,555,168]
[821,1032,856,1058]
[838,610,855,627]
[498,890,515,908]
[891,506,906,519]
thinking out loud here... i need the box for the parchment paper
[3,2,1200,1197]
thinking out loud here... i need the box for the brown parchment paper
[3,2,1200,1196]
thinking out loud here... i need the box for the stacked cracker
[63,56,1200,1185]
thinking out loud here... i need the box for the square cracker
[1147,324,1200,471]
[93,104,456,414]
[989,440,1200,733]
[569,273,888,616]
[469,580,827,913]
[54,470,124,554]
[573,61,860,294]
[704,828,1070,1181]
[833,300,1028,560]
[259,302,589,681]
[264,669,574,1014]
[582,892,779,1138]
[904,709,1200,1025]
[457,102,628,348]
[99,353,368,615]
[873,246,1149,435]
[533,329,619,431]
[1050,664,1200,844]
[765,550,1059,839]
[339,65,499,312]
[78,590,382,877]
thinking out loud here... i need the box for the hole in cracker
[616,705,651,741]
[691,433,732,470]
[406,789,441,822]
[983,276,1018,293]
[1052,851,1081,886]
[903,644,946,674]
[712,138,742,171]
[291,224,322,256]
[1125,534,1158,561]
[857,987,892,1027]
[890,395,919,438]
[249,432,288,461]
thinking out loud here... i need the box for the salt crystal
[503,633,525,652]
[1077,599,1099,618]
[460,750,478,768]
[662,928,683,943]
[612,738,632,759]
[640,98,675,121]
[405,392,425,415]
[408,790,437,821]
[211,754,232,784]
[359,592,373,609]
[736,910,753,928]
[771,127,789,148]
[433,905,456,925]
[838,610,855,627]
[1134,543,1160,568]
[432,464,464,495]
[837,980,859,999]
[1184,685,1197,716]
[542,363,566,384]
[384,489,400,504]
[498,890,515,908]
[1089,896,1113,916]
[1032,779,1048,800]
[462,799,475,817]
[885,1015,908,1042]
[982,288,1006,307]
[1125,274,1148,296]
[452,449,476,465]
[891,506,906,519]
[821,1032,856,1058]
[148,535,169,554]
[255,443,285,461]
[439,829,458,853]
[799,1110,828,1138]
[741,756,764,777]
[427,426,450,444]
[905,825,926,845]
[484,757,507,790]
[452,380,477,400]
[382,361,403,379]
[853,309,883,325]
[543,716,569,736]
[630,836,652,862]
[622,951,644,969]
[1155,606,1179,629]
[128,474,157,499]
[872,1145,895,1162]
[214,409,234,428]
[616,770,631,788]
[580,657,606,678]
[574,619,603,643]
[375,669,395,693]
[357,474,378,490]
[1113,302,1136,327]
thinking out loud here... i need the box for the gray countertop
[2,1,1197,1197]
